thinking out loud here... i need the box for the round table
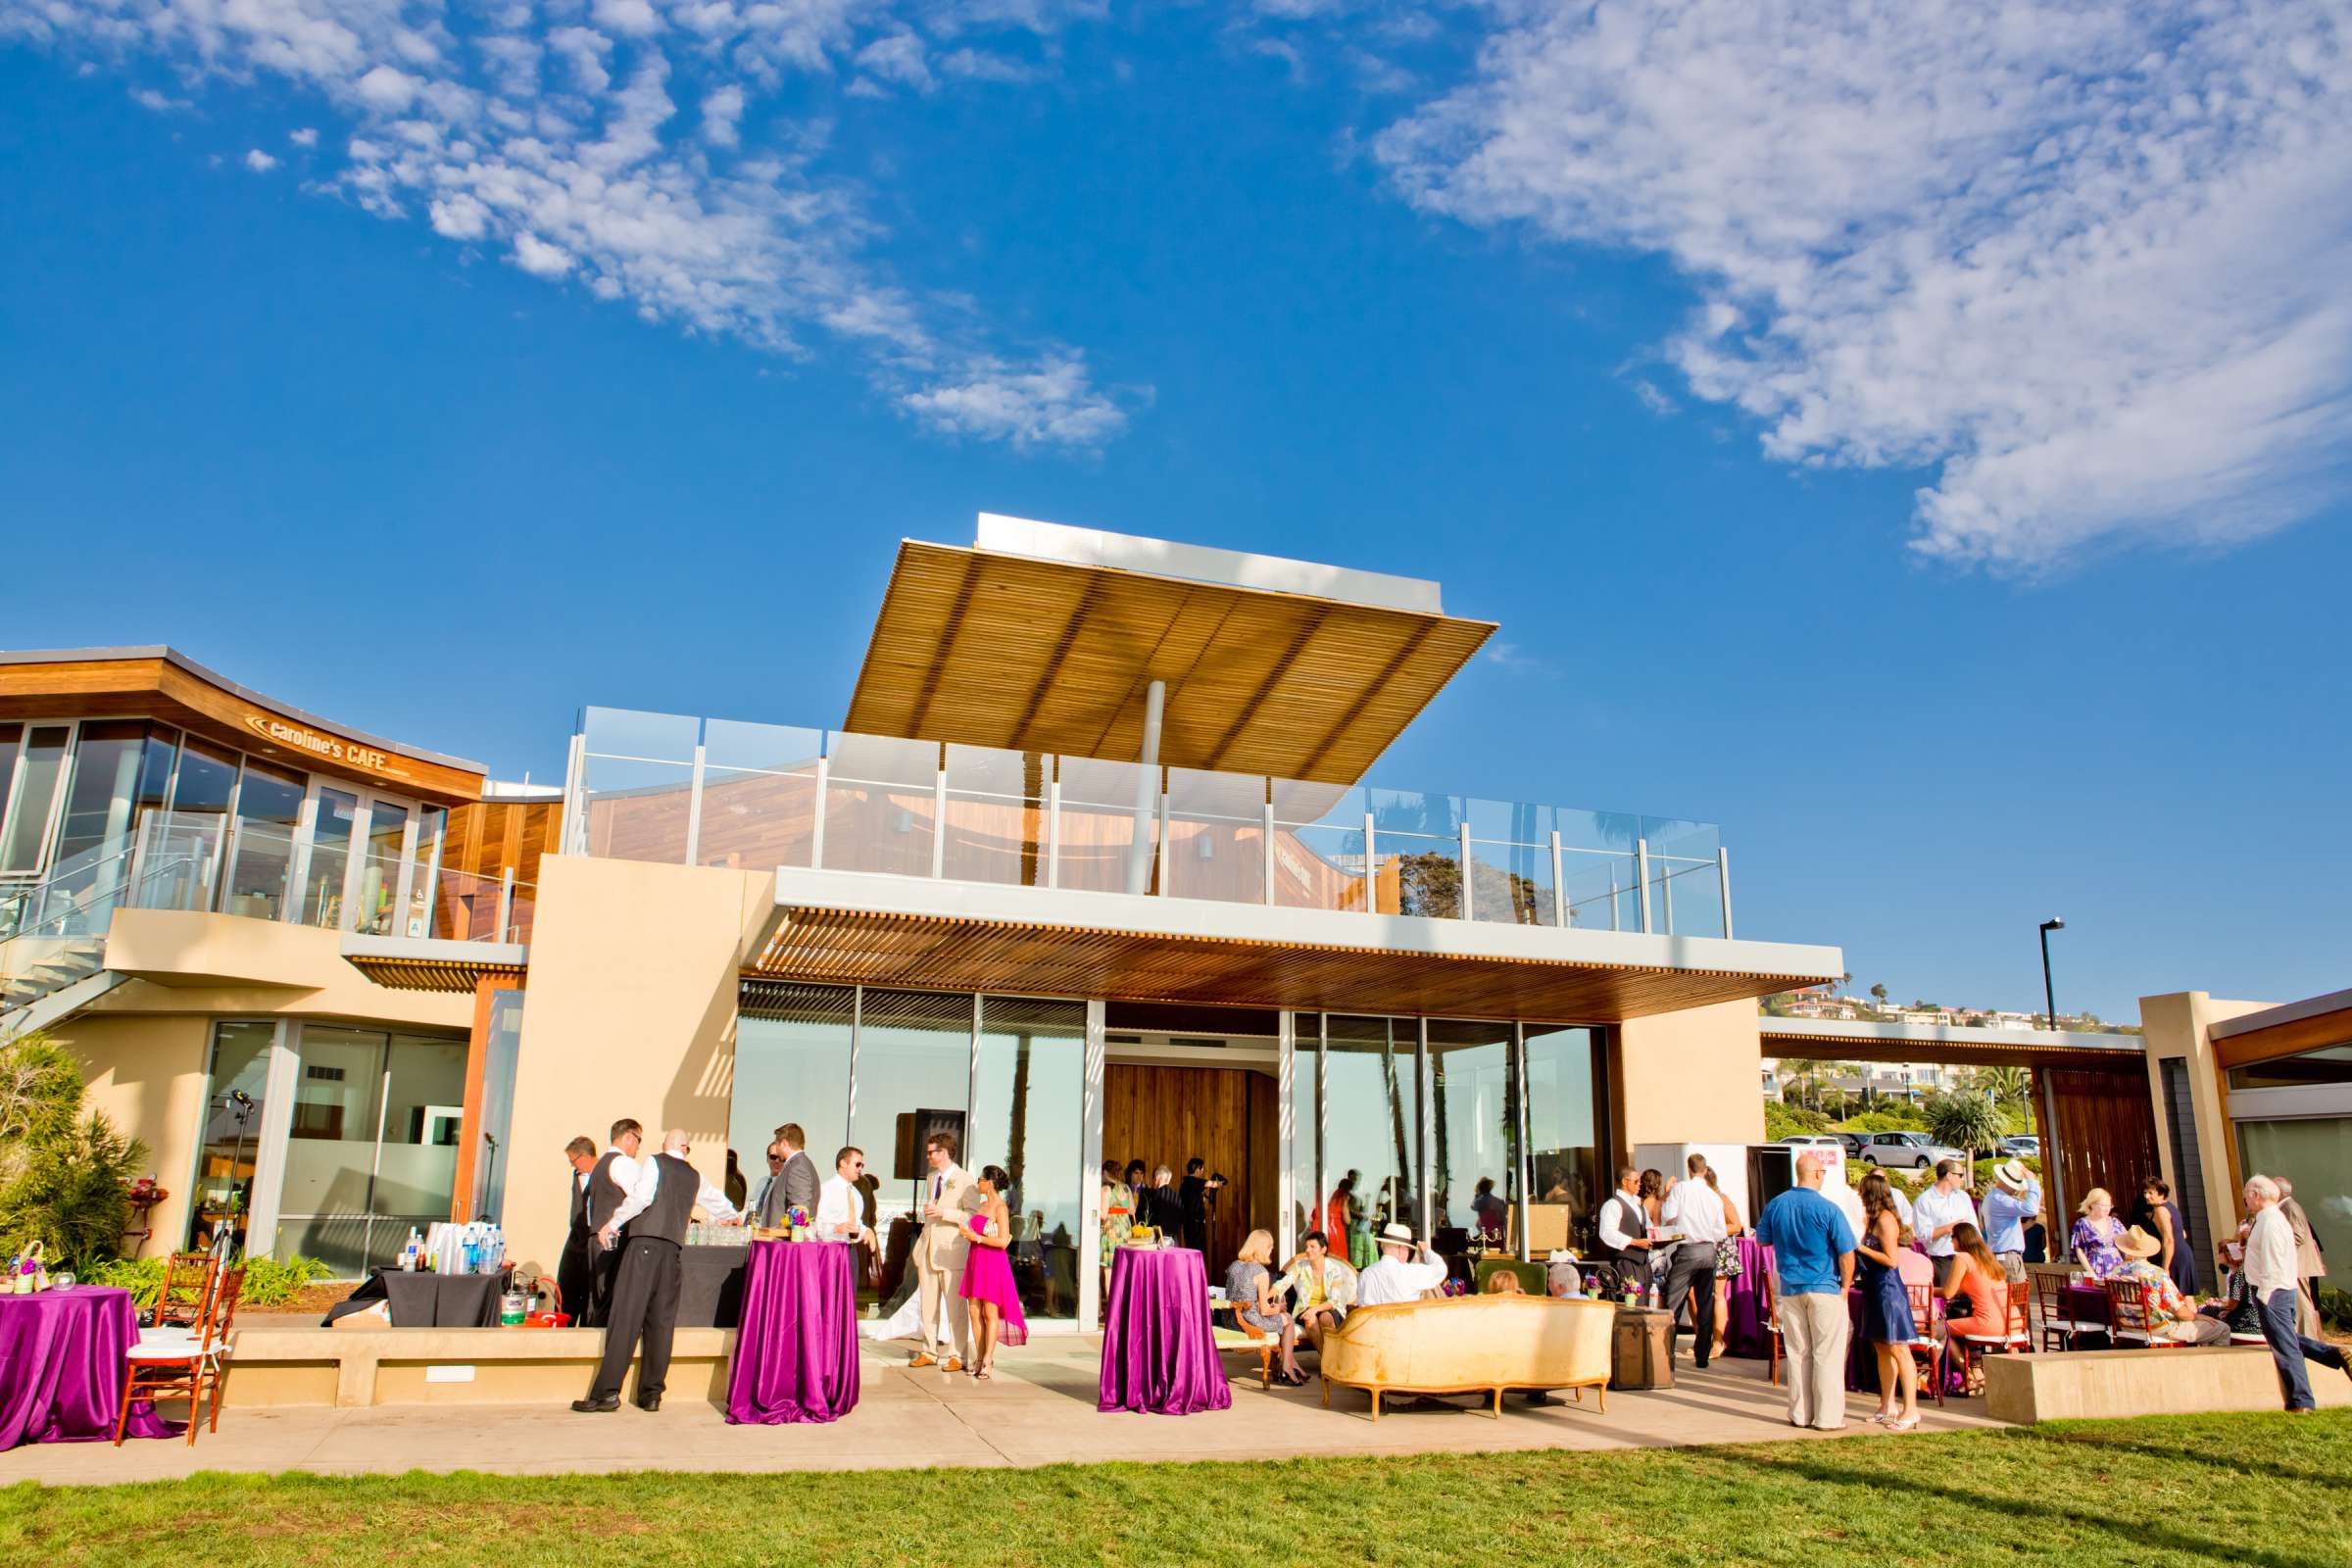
[0,1287,176,1447]
[724,1240,860,1425]
[1098,1246,1230,1415]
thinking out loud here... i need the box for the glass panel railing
[427,867,534,944]
[557,707,1734,939]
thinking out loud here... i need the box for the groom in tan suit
[909,1130,978,1370]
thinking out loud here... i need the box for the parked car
[1997,1135,2040,1158]
[1836,1131,1873,1159]
[1859,1131,1964,1169]
[1781,1134,1844,1155]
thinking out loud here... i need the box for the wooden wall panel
[437,800,564,940]
[1104,1062,1281,1277]
[2047,1067,2164,1213]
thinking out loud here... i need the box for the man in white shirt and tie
[1659,1155,1729,1367]
[1354,1222,1450,1306]
[815,1146,870,1244]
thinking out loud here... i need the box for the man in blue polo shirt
[1755,1152,1858,1431]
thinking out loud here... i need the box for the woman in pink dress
[959,1164,1028,1379]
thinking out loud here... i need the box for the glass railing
[429,866,534,945]
[565,707,1734,939]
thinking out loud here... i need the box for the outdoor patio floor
[1,1338,2001,1486]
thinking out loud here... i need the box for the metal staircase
[0,813,225,1039]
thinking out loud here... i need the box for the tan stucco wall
[52,1012,213,1257]
[97,909,471,1031]
[1615,999,1766,1151]
[498,855,771,1280]
[2137,990,2274,1259]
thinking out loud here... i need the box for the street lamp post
[2039,918,2066,1032]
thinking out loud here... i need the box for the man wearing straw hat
[1981,1159,2043,1282]
[1355,1222,1449,1306]
[2111,1226,2227,1345]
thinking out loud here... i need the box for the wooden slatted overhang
[754,904,1823,1022]
[1760,1025,2146,1073]
[844,540,1495,786]
[346,953,527,993]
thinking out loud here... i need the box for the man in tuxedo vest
[556,1135,599,1327]
[908,1131,978,1371]
[758,1122,821,1229]
[574,1128,739,1412]
[582,1118,645,1329]
[1595,1166,1659,1289]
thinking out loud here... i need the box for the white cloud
[901,353,1132,448]
[702,83,744,145]
[1632,379,1675,417]
[244,148,279,172]
[511,231,576,276]
[937,48,1036,83]
[1378,0,2352,571]
[129,88,188,112]
[13,0,1134,450]
[589,0,661,38]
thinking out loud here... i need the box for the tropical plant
[0,1034,84,1186]
[2,1111,148,1268]
[1925,1093,2004,1156]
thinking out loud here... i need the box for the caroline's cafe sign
[245,714,393,774]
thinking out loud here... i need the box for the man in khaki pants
[909,1131,978,1371]
[1754,1152,1858,1430]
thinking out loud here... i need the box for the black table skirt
[323,1268,503,1328]
[680,1246,752,1329]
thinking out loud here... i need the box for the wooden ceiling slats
[754,905,1815,1023]
[844,542,1495,785]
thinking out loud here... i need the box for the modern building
[6,514,1849,1332]
[2139,987,2348,1296]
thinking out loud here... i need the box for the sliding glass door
[278,1025,467,1272]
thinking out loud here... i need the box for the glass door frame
[290,779,433,933]
[0,718,80,885]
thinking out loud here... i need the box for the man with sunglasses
[815,1146,872,1245]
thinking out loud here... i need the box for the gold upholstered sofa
[1318,1294,1615,1419]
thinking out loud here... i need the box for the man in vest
[1595,1166,1658,1289]
[581,1119,646,1329]
[574,1128,741,1412]
[556,1135,600,1328]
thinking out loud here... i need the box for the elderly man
[1355,1222,1449,1306]
[2276,1176,2330,1338]
[2244,1173,2349,1412]
[1911,1158,1979,1289]
[1754,1151,1857,1431]
[575,1129,738,1413]
[1980,1160,2043,1281]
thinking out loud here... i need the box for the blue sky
[3,1,2348,1023]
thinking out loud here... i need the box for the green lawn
[5,1412,2347,1567]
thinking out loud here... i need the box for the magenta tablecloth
[1098,1247,1230,1415]
[723,1241,859,1425]
[0,1287,176,1447]
[1723,1238,1776,1358]
[2060,1282,2113,1346]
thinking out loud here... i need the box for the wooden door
[1104,1063,1279,1279]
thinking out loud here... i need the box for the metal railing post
[1718,847,1734,939]
[930,762,948,879]
[809,755,829,869]
[1549,830,1567,928]
[496,867,515,944]
[1636,838,1652,934]
[684,743,707,866]
[1457,822,1474,920]
[1362,810,1378,913]
[1046,774,1061,888]
[1261,800,1276,905]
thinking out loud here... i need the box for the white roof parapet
[1760,1016,2144,1053]
[2207,985,2352,1040]
[973,514,1446,615]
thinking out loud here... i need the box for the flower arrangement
[785,1204,811,1238]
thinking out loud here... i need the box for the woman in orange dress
[1938,1222,2012,1393]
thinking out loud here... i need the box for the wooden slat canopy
[843,540,1494,786]
[754,904,1819,1022]
[346,954,526,993]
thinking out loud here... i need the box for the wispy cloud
[7,0,1131,450]
[1377,0,2352,571]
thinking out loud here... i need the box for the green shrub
[2320,1286,2352,1333]
[83,1252,335,1309]
[1764,1102,1833,1140]
[1838,1108,1928,1134]
[2,1110,147,1270]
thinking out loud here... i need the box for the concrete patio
[0,1339,2001,1487]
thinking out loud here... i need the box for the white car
[1859,1131,1965,1169]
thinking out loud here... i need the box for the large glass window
[300,786,359,929]
[280,1025,466,1271]
[0,725,69,875]
[1525,1025,1603,1253]
[849,989,972,1303]
[51,720,165,868]
[971,997,1085,1322]
[223,760,304,920]
[730,982,857,1213]
[1429,1019,1518,1244]
[2237,1117,2347,1288]
[1318,1015,1419,1260]
[187,1022,274,1253]
[469,990,525,1220]
[354,800,409,935]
